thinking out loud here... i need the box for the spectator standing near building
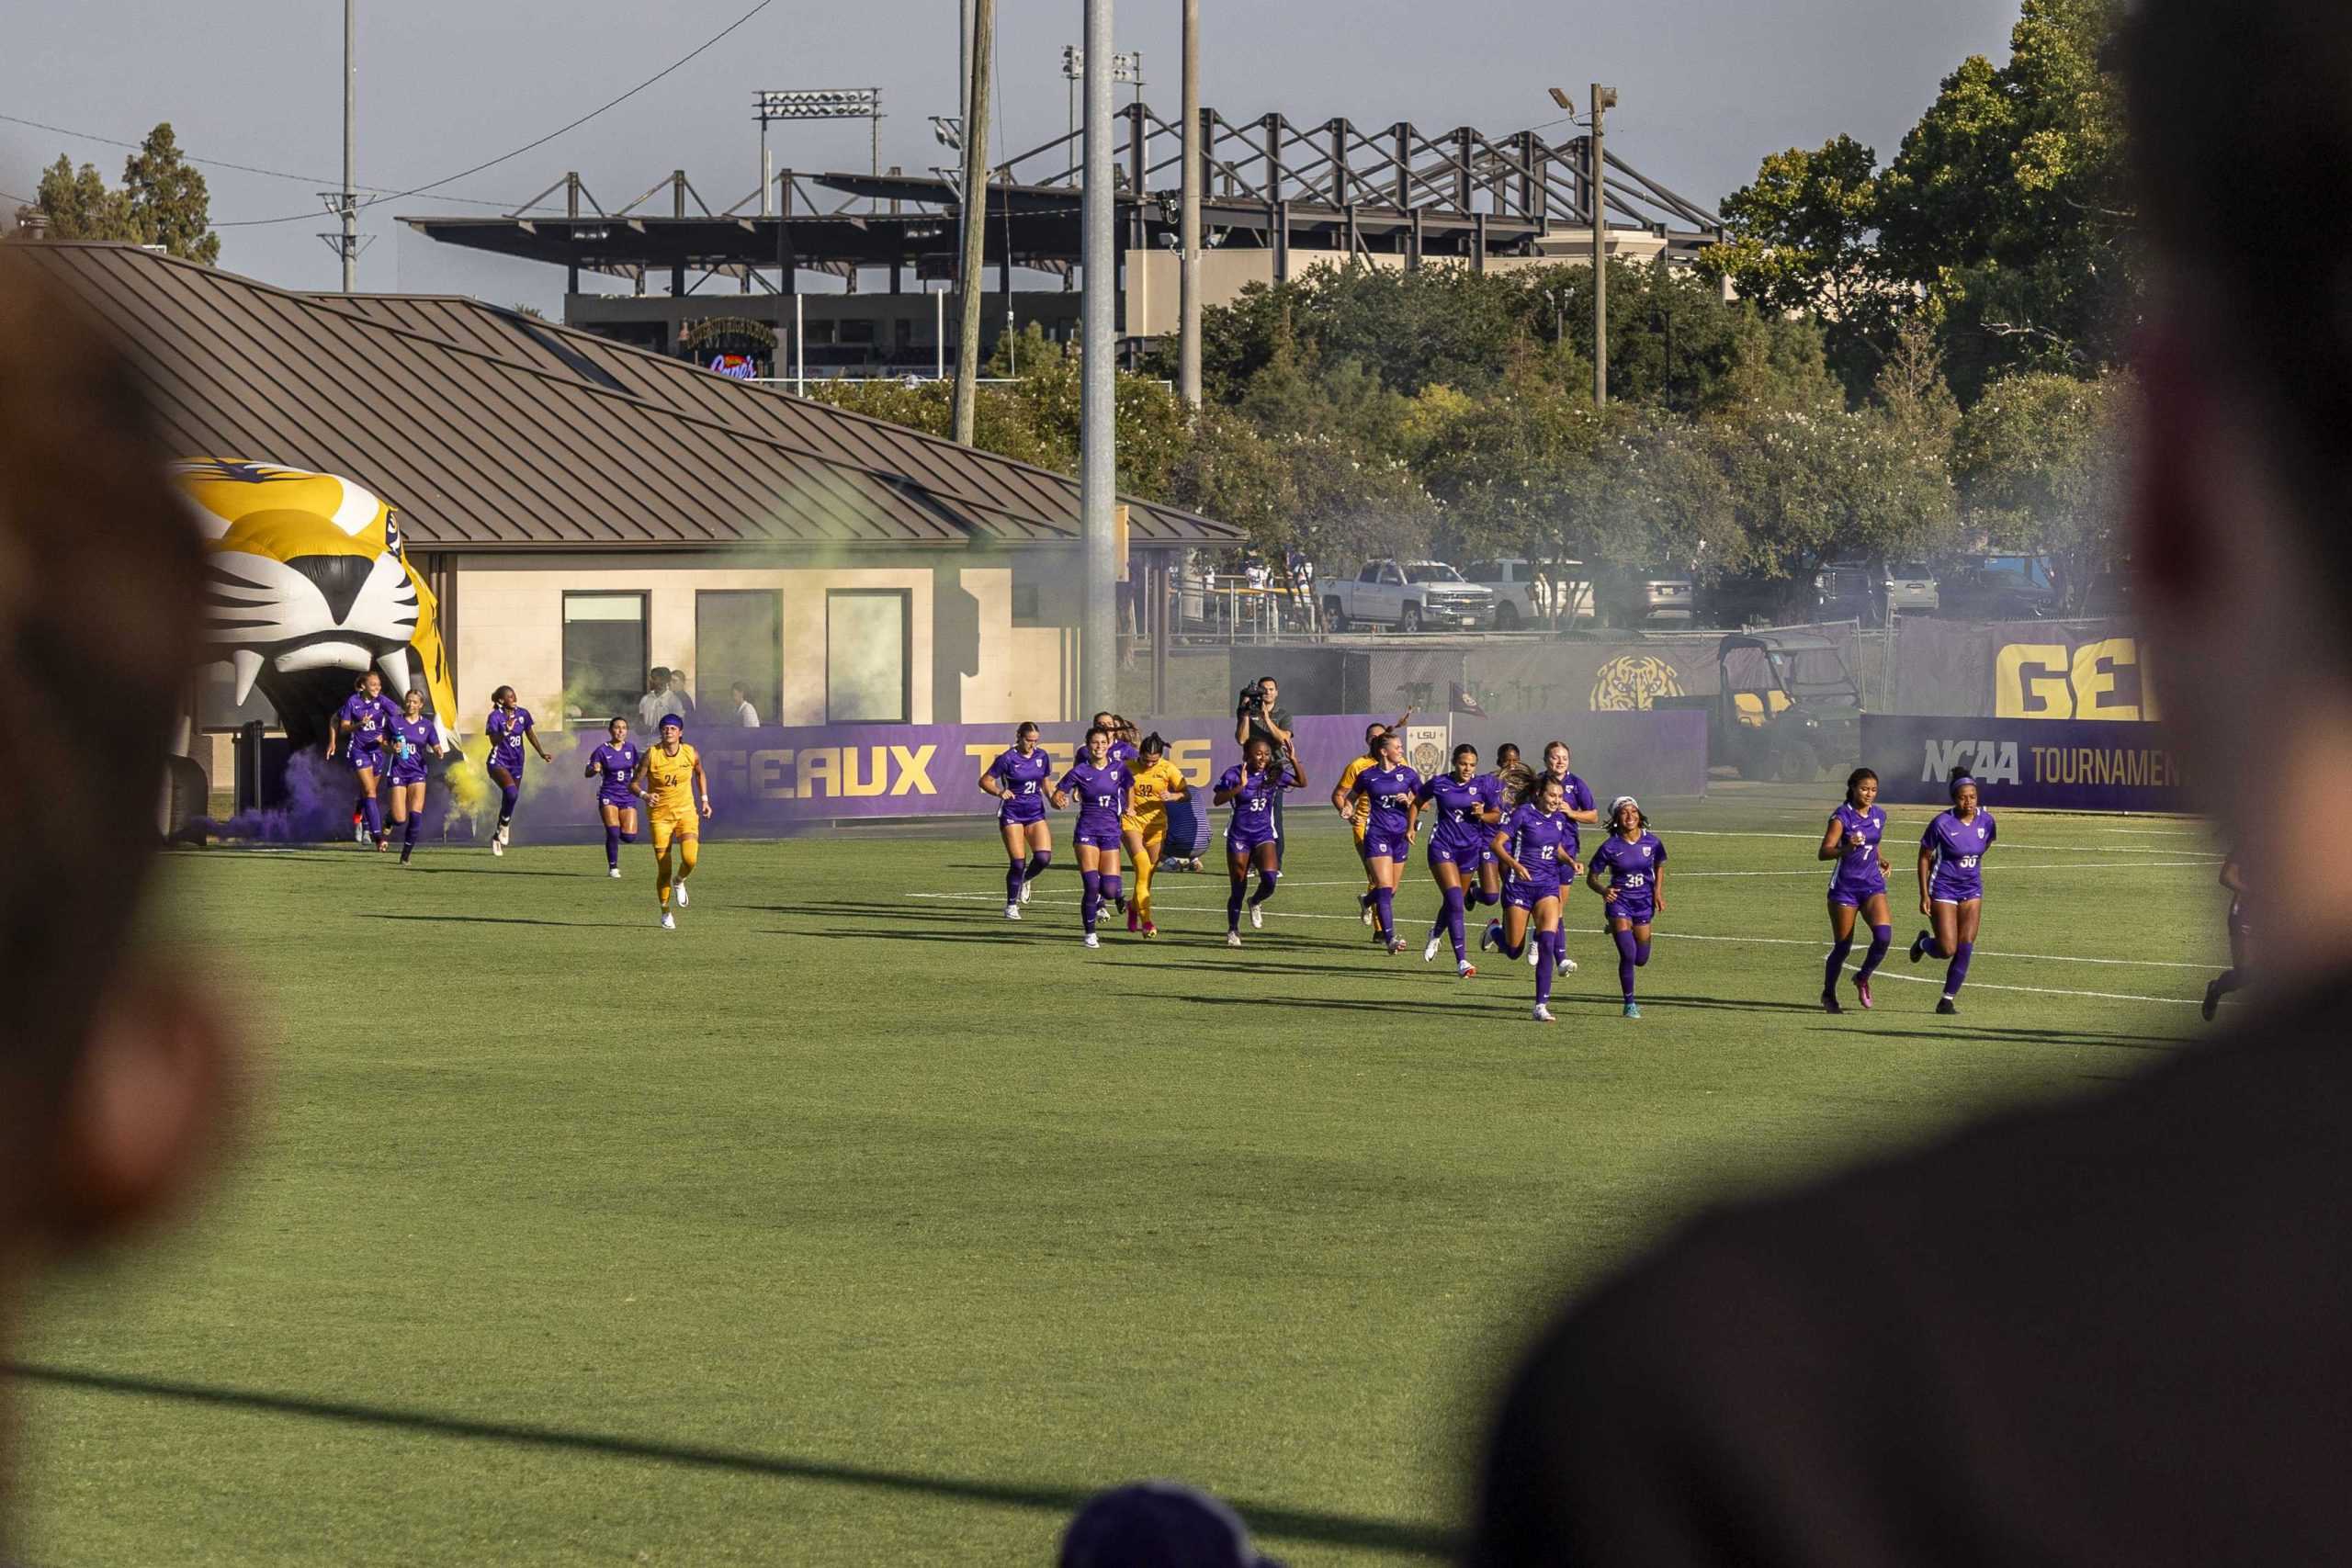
[729,682,759,728]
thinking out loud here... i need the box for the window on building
[825,589,910,723]
[894,318,913,349]
[561,592,648,723]
[695,590,782,728]
[839,320,877,345]
[1010,582,1045,626]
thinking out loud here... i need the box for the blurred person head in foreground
[1059,1482,1283,1568]
[0,251,237,1528]
[1467,4,2352,1562]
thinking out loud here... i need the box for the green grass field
[14,785,2226,1565]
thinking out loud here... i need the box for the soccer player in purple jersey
[1587,795,1667,1019]
[979,721,1057,919]
[1818,766,1894,1013]
[2204,847,2251,1022]
[1482,773,1583,1023]
[585,716,645,877]
[1418,744,1501,978]
[482,685,553,857]
[382,688,447,866]
[1215,734,1304,946]
[328,668,401,850]
[1050,728,1134,949]
[1344,730,1423,953]
[1911,767,1998,1015]
[1469,745,1524,914]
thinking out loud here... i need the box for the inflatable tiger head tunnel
[177,459,460,754]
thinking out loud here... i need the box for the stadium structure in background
[400,103,1724,377]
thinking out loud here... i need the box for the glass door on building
[695,590,783,728]
[561,592,649,725]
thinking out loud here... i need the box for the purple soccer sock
[1374,886,1396,939]
[498,784,519,826]
[1005,859,1026,904]
[1443,886,1469,962]
[1535,931,1557,1006]
[1946,942,1974,998]
[1613,927,1640,1000]
[1923,933,1948,960]
[1023,851,1053,883]
[1227,878,1247,929]
[1496,924,1527,961]
[619,830,638,844]
[1249,870,1280,907]
[1101,874,1123,911]
[363,797,383,840]
[1634,938,1652,966]
[1858,924,1893,982]
[1824,935,1854,995]
[1080,870,1102,932]
[606,826,623,869]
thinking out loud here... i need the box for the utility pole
[1080,0,1118,716]
[339,0,357,290]
[1178,0,1202,408]
[950,0,995,445]
[1591,82,1616,408]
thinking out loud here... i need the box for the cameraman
[1236,676,1295,853]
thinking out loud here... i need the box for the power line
[0,110,546,213]
[214,0,776,228]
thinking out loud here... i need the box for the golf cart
[1662,632,1863,782]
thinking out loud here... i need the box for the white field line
[907,891,2224,973]
[1672,861,2218,878]
[1669,829,2220,856]
[1842,964,2197,1008]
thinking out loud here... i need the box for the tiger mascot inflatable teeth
[176,459,460,753]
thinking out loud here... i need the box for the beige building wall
[449,555,1066,731]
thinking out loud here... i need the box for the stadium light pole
[1080,0,1118,717]
[1179,0,1202,409]
[1552,83,1617,407]
[342,0,356,290]
[951,1,995,445]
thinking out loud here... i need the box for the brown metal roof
[19,243,1239,553]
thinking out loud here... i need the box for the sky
[1,0,2021,313]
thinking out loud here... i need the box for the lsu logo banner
[1864,714,2192,813]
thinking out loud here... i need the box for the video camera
[1237,680,1270,717]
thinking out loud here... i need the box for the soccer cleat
[1019,881,1033,906]
[1226,931,1244,947]
[608,866,623,878]
[1114,894,1128,914]
[1532,1004,1556,1024]
[1557,954,1578,977]
[1822,990,1842,1015]
[1385,937,1406,955]
[674,883,689,909]
[491,837,504,858]
[1457,960,1477,980]
[1141,922,1159,938]
[1480,921,1499,953]
[1083,932,1101,949]
[1937,997,1960,1016]
[1005,903,1022,919]
[1909,931,1929,964]
[1856,976,1874,1010]
[1250,905,1264,930]
[1360,892,1375,927]
[660,911,675,931]
[1126,906,1140,934]
[1423,934,1443,963]
[1623,1001,1641,1019]
[2202,978,2222,1023]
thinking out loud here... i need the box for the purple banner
[519,711,1707,840]
[1862,714,2194,813]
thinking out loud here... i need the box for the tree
[29,124,220,264]
[121,124,219,265]
[1700,136,1894,387]
[1950,368,2132,611]
[32,156,137,243]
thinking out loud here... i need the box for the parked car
[1653,632,1865,781]
[1591,563,1696,627]
[1322,558,1495,632]
[1814,563,1882,626]
[1883,558,1939,616]
[1704,570,1810,628]
[1461,558,1594,628]
[1938,554,2059,619]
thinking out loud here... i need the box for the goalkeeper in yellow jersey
[1120,733,1190,937]
[630,713,712,930]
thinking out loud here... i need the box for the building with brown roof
[15,242,1238,759]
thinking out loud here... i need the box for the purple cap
[660,713,685,732]
[1058,1483,1280,1568]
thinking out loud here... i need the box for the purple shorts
[346,745,386,774]
[1602,894,1656,927]
[1363,832,1410,863]
[597,790,638,813]
[1505,877,1562,912]
[1929,874,1984,905]
[2229,898,2250,942]
[1427,838,1477,869]
[1227,826,1278,856]
[386,761,429,787]
[1075,823,1124,852]
[1828,874,1887,910]
[1000,798,1047,828]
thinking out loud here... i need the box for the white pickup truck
[1322,559,1496,633]
[1462,558,1595,629]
